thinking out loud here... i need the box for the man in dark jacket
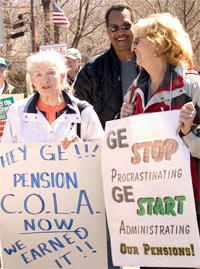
[74,4,139,129]
[75,4,139,269]
[0,57,19,94]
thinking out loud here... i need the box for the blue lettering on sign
[4,227,93,267]
[1,194,17,214]
[13,172,78,189]
[0,145,27,168]
[24,194,45,215]
[40,145,68,161]
[3,240,27,255]
[1,191,95,215]
[76,190,94,214]
[24,218,74,232]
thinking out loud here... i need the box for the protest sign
[0,142,107,269]
[39,44,68,56]
[102,110,200,268]
[0,94,24,139]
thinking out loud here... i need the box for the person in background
[65,48,82,86]
[120,13,200,269]
[74,5,138,267]
[1,50,104,147]
[0,57,19,94]
[74,3,139,129]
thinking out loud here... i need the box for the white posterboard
[0,94,24,139]
[102,110,200,268]
[39,44,68,56]
[0,142,107,269]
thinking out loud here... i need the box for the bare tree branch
[163,0,170,13]
[81,21,105,37]
[188,19,200,32]
[60,0,70,9]
[157,0,162,13]
[193,40,200,53]
[174,0,184,13]
[186,0,195,16]
[186,9,200,25]
[125,0,145,18]
[143,0,157,13]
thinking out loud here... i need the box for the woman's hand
[178,102,196,135]
[61,135,83,149]
[120,103,135,118]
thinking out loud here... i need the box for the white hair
[26,50,67,76]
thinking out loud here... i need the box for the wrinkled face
[106,9,134,53]
[30,62,65,98]
[0,65,8,83]
[65,57,81,72]
[133,28,156,68]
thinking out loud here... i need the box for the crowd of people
[1,3,200,269]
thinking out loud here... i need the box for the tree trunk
[41,0,54,44]
[54,24,60,43]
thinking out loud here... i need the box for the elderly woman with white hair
[1,50,104,147]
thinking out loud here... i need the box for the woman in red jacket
[120,13,200,246]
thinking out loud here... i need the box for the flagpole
[34,16,37,52]
[52,0,55,44]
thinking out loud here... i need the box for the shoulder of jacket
[84,49,110,66]
[76,100,90,113]
[6,97,28,114]
[67,92,91,112]
[185,71,200,87]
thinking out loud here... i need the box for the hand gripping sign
[102,110,200,268]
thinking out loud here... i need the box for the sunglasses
[133,37,146,45]
[108,22,132,33]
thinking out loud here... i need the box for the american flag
[53,0,71,29]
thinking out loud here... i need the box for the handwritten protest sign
[102,110,200,268]
[0,94,24,139]
[0,142,107,269]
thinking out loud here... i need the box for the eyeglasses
[133,37,146,45]
[108,22,132,33]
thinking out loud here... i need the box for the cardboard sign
[39,44,68,56]
[102,110,200,268]
[0,94,24,138]
[0,142,107,269]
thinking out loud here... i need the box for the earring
[154,51,157,57]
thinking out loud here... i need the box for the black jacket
[74,45,138,129]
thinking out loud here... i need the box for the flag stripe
[53,0,71,28]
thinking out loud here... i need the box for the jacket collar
[134,64,185,94]
[24,90,77,114]
[109,44,121,65]
[109,44,139,73]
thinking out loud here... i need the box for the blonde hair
[134,13,193,68]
